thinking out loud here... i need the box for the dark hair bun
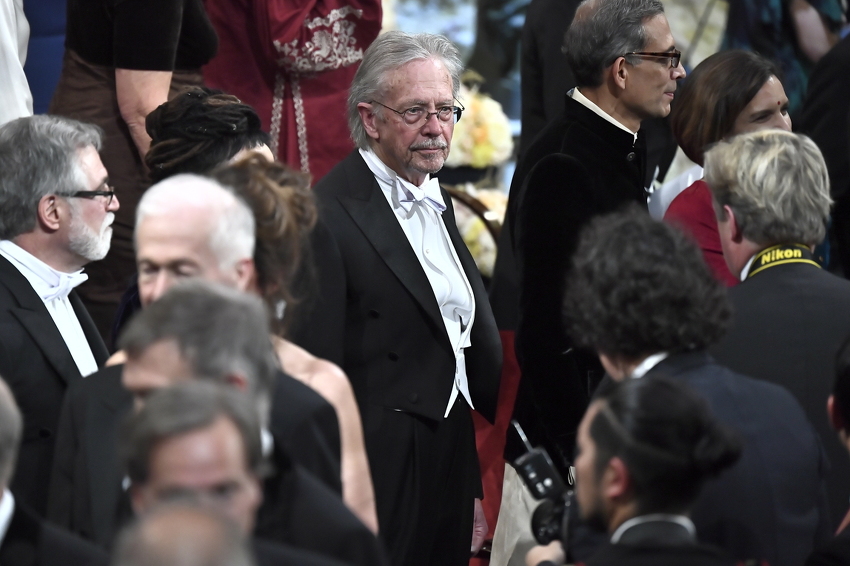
[690,422,742,477]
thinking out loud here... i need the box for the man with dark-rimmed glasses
[300,30,502,566]
[0,115,115,516]
[502,0,687,543]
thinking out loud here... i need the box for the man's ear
[129,484,147,516]
[602,456,632,502]
[828,395,845,432]
[358,103,381,141]
[37,194,63,233]
[610,57,629,91]
[233,258,256,293]
[723,205,744,243]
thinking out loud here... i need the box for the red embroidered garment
[203,0,382,182]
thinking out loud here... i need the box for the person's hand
[525,540,565,566]
[471,498,487,555]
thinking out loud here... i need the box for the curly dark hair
[145,87,271,182]
[564,206,731,359]
[212,155,317,335]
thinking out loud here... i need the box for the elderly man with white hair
[45,174,347,553]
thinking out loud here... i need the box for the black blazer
[649,352,831,566]
[0,501,108,566]
[0,255,109,516]
[47,365,342,549]
[508,96,647,471]
[255,440,389,566]
[305,150,502,424]
[711,262,850,529]
[253,537,348,566]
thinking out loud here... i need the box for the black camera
[511,420,574,545]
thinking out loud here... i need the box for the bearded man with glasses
[0,115,116,516]
[298,30,502,566]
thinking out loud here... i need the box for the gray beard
[69,213,113,262]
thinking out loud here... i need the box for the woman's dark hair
[564,206,731,360]
[212,155,317,335]
[145,87,271,182]
[590,376,742,514]
[670,50,783,165]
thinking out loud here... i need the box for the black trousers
[365,400,480,566]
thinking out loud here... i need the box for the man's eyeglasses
[370,100,465,128]
[64,188,116,207]
[623,50,682,69]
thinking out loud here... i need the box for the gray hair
[136,174,255,271]
[113,501,256,566]
[120,381,264,487]
[0,377,22,486]
[564,0,665,87]
[0,115,103,240]
[118,281,278,425]
[348,31,463,149]
[704,130,832,246]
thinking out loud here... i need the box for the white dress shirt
[0,489,15,547]
[0,0,32,126]
[610,513,696,543]
[0,241,98,377]
[360,149,476,417]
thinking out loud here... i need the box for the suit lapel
[0,256,83,386]
[86,365,132,546]
[338,154,449,342]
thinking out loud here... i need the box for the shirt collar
[611,514,696,544]
[0,489,15,547]
[739,254,757,281]
[0,240,88,302]
[630,352,669,378]
[570,88,638,142]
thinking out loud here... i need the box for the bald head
[112,504,255,566]
[0,377,22,488]
[134,174,256,306]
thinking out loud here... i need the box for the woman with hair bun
[145,87,274,182]
[663,50,792,286]
[213,155,379,534]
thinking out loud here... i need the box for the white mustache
[410,139,448,150]
[102,213,115,231]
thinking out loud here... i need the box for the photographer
[526,377,740,566]
[532,208,830,565]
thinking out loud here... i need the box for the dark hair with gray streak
[120,381,264,486]
[118,280,278,426]
[0,377,22,486]
[0,115,103,240]
[564,0,665,87]
[348,31,463,149]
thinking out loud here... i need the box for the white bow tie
[395,176,446,214]
[42,271,88,302]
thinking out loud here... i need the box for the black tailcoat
[304,150,502,566]
[0,255,109,515]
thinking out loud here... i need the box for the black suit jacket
[255,440,389,566]
[711,262,850,529]
[253,537,348,566]
[0,501,108,566]
[306,150,502,424]
[0,255,108,516]
[649,352,831,566]
[806,525,850,566]
[47,365,342,549]
[507,96,647,471]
